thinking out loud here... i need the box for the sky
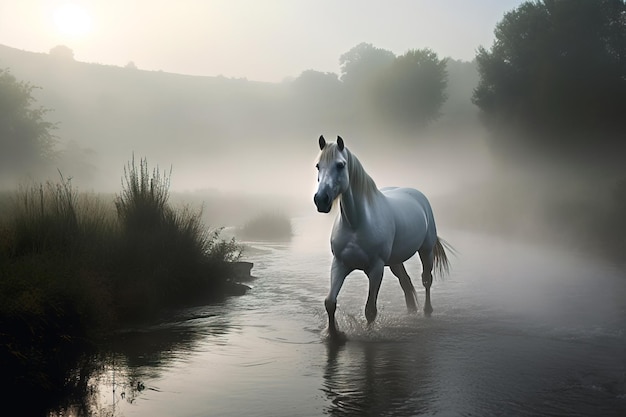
[1,1,526,82]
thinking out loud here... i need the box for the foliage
[0,159,242,409]
[115,156,171,233]
[338,43,396,122]
[113,157,241,315]
[374,49,448,128]
[337,43,449,130]
[49,45,75,60]
[340,42,396,86]
[290,70,346,127]
[292,70,342,94]
[0,68,57,179]
[472,0,626,151]
[0,176,115,410]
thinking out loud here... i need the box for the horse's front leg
[325,258,351,340]
[365,261,385,324]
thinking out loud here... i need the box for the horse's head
[314,135,349,213]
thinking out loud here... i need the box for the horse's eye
[336,162,345,170]
[315,163,319,170]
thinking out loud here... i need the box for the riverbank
[46,218,626,417]
[0,159,243,414]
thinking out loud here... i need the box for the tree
[0,69,56,180]
[472,0,626,150]
[290,70,346,126]
[339,43,395,86]
[292,70,342,96]
[338,43,396,123]
[49,45,74,60]
[374,49,448,128]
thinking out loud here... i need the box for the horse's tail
[433,237,454,279]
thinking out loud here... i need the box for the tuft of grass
[0,157,242,408]
[115,155,171,233]
[238,211,292,240]
[11,175,78,256]
[111,157,242,318]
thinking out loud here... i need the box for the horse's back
[381,186,431,207]
[381,187,438,262]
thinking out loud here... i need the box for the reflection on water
[51,304,234,416]
[49,216,626,416]
[323,335,437,416]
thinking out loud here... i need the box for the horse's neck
[339,152,382,229]
[339,186,378,230]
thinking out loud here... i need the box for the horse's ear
[337,136,344,151]
[319,135,326,150]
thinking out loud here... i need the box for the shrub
[0,159,241,342]
[0,157,243,405]
[115,156,170,233]
[238,211,292,240]
[111,156,242,318]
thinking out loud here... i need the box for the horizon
[1,1,525,82]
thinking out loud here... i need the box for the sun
[53,4,93,37]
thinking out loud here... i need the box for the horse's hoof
[424,306,433,317]
[365,308,377,324]
[325,328,347,344]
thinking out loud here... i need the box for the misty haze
[1,1,625,416]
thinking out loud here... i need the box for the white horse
[313,135,451,339]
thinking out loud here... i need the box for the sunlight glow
[53,4,92,37]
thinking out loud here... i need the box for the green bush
[111,157,241,318]
[0,158,242,407]
[115,156,170,233]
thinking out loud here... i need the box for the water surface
[59,216,626,416]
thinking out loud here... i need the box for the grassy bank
[0,158,241,411]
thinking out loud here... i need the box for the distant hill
[0,44,480,193]
[0,44,309,191]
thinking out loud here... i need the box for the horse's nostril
[314,192,331,208]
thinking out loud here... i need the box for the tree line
[291,43,448,130]
[1,0,625,178]
[472,0,625,157]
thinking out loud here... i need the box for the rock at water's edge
[232,261,255,282]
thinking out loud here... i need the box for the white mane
[317,143,378,201]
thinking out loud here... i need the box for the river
[53,215,625,416]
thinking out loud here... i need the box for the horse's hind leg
[390,263,418,312]
[418,249,434,316]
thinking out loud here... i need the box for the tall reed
[1,158,242,407]
[112,156,241,316]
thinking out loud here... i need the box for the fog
[0,45,619,242]
[2,4,625,416]
[1,1,524,82]
[0,44,493,225]
[0,1,624,261]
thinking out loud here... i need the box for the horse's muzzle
[314,192,332,213]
